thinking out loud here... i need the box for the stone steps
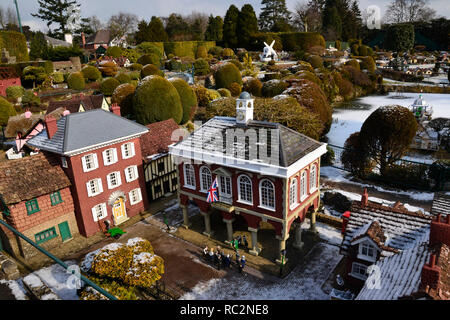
[0,253,20,281]
[22,273,61,300]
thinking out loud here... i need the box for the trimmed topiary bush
[67,72,86,90]
[196,45,208,59]
[169,78,198,124]
[345,59,360,70]
[134,75,183,125]
[222,48,234,59]
[229,59,243,71]
[193,58,210,76]
[227,82,242,97]
[82,65,102,82]
[261,79,288,98]
[360,56,376,73]
[214,63,242,90]
[105,46,123,58]
[0,96,17,126]
[129,63,143,71]
[307,55,323,69]
[138,54,161,67]
[141,64,164,78]
[243,78,262,97]
[217,88,232,97]
[6,85,25,100]
[208,46,223,57]
[98,62,119,77]
[100,78,120,96]
[115,72,132,84]
[111,83,136,118]
[358,45,368,56]
[51,72,64,83]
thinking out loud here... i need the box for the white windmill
[260,40,278,62]
[65,4,82,45]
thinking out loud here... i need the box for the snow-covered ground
[328,92,450,147]
[180,242,342,300]
[0,279,28,300]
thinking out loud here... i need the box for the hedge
[163,41,216,59]
[169,78,198,124]
[0,31,29,62]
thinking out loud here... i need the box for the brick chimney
[429,214,450,247]
[421,253,441,290]
[81,32,86,49]
[45,115,58,139]
[361,188,369,207]
[111,103,121,116]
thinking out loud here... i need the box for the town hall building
[169,92,328,261]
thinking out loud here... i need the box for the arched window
[289,178,298,209]
[238,175,253,204]
[200,166,212,192]
[300,170,308,200]
[260,179,275,209]
[310,164,317,191]
[184,163,196,188]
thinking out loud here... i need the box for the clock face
[237,111,245,121]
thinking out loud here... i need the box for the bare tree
[293,0,322,32]
[384,0,436,23]
[184,11,209,34]
[107,12,138,40]
[88,15,103,33]
[0,6,6,28]
[6,6,18,26]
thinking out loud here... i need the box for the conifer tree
[205,15,223,41]
[32,0,79,39]
[29,31,49,60]
[259,0,292,32]
[223,5,240,48]
[148,16,168,42]
[237,4,258,49]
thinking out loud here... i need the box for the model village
[0,0,449,302]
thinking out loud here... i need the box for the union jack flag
[206,178,219,203]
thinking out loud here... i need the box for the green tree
[385,23,415,52]
[238,4,258,49]
[31,0,79,39]
[322,2,342,40]
[148,16,168,42]
[223,5,240,48]
[0,96,17,129]
[259,0,292,32]
[165,13,189,41]
[359,105,418,175]
[29,31,49,60]
[169,78,198,124]
[190,18,204,41]
[134,20,150,44]
[204,15,223,41]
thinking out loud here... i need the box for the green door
[58,221,72,242]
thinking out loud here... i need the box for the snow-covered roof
[431,192,450,217]
[341,201,431,257]
[356,241,429,300]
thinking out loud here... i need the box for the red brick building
[27,106,149,237]
[169,92,327,261]
[0,153,79,258]
[0,67,21,97]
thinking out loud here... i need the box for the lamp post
[13,0,23,34]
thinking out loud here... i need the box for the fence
[327,144,449,191]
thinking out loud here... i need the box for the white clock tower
[236,91,254,125]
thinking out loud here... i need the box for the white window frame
[91,203,107,222]
[102,148,118,166]
[86,178,103,197]
[61,157,68,168]
[358,241,377,262]
[237,175,253,205]
[106,172,122,189]
[81,153,99,172]
[199,166,212,193]
[124,165,139,182]
[121,142,135,159]
[350,262,368,281]
[129,188,143,205]
[183,163,196,190]
[300,170,308,202]
[289,178,299,210]
[259,179,275,211]
[310,164,317,193]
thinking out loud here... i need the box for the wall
[0,78,21,97]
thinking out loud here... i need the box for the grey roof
[86,30,111,44]
[170,116,324,168]
[44,35,72,48]
[431,192,450,217]
[239,91,252,99]
[27,109,149,155]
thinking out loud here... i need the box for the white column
[180,205,191,229]
[223,218,235,243]
[309,209,318,233]
[293,223,304,250]
[248,227,261,256]
[276,235,288,264]
[201,211,213,237]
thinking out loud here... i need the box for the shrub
[342,66,372,87]
[358,45,368,56]
[51,72,64,84]
[137,54,161,67]
[105,46,123,58]
[296,70,321,85]
[222,48,235,59]
[307,55,323,69]
[6,86,25,100]
[229,59,243,71]
[360,56,376,73]
[166,59,183,71]
[163,41,215,59]
[193,58,210,76]
[335,40,341,50]
[333,71,354,99]
[294,49,306,61]
[67,72,85,90]
[264,72,282,81]
[243,78,262,97]
[111,83,136,118]
[133,75,183,124]
[321,146,335,166]
[128,71,140,81]
[261,79,288,98]
[81,65,102,82]
[21,90,41,110]
[345,59,360,70]
[196,45,208,59]
[208,46,223,57]
[100,78,120,96]
[22,66,47,87]
[217,88,231,97]
[169,78,198,124]
[137,42,164,57]
[341,132,371,176]
[129,63,143,71]
[307,46,326,56]
[351,44,359,56]
[227,82,242,97]
[141,64,164,78]
[115,72,132,84]
[0,31,29,62]
[214,63,242,90]
[98,62,119,77]
[0,96,17,126]
[192,85,220,108]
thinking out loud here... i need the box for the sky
[8,0,450,32]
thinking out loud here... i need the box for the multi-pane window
[351,262,368,280]
[158,162,165,173]
[360,242,376,258]
[107,172,122,189]
[121,142,135,159]
[238,175,253,204]
[289,178,298,208]
[125,165,139,182]
[200,167,212,192]
[50,191,62,206]
[300,171,308,200]
[35,227,57,244]
[260,179,275,209]
[310,165,317,191]
[26,199,40,215]
[91,203,107,222]
[82,154,98,172]
[103,148,117,166]
[219,176,232,196]
[129,188,143,205]
[86,179,103,197]
[184,164,196,188]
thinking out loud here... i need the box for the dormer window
[358,241,377,262]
